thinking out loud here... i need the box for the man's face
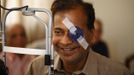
[7,25,27,47]
[52,7,93,64]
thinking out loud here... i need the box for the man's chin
[61,55,80,65]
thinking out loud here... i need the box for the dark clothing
[0,59,8,75]
[92,41,109,57]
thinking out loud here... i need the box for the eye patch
[62,17,89,50]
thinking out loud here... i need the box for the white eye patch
[62,17,89,50]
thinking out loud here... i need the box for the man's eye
[54,30,63,36]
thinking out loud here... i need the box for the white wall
[85,0,134,63]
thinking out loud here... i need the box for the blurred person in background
[125,54,134,75]
[5,23,35,75]
[92,19,109,57]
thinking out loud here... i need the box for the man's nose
[60,33,73,45]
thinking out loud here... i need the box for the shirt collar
[54,49,98,75]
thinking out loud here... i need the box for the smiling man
[26,0,131,75]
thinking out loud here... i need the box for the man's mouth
[61,48,75,51]
[59,46,79,51]
[55,45,80,56]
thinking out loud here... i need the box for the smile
[61,48,75,51]
[60,46,79,51]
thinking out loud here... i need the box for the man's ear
[89,29,95,46]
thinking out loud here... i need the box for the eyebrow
[53,27,63,31]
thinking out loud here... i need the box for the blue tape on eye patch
[69,26,83,42]
[63,17,89,50]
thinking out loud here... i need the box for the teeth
[64,48,72,51]
[59,46,78,51]
[61,48,74,51]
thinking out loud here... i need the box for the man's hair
[51,0,95,30]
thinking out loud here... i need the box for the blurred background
[0,0,134,65]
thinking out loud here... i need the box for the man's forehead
[54,13,87,29]
[54,7,87,22]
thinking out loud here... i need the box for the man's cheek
[52,36,61,45]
